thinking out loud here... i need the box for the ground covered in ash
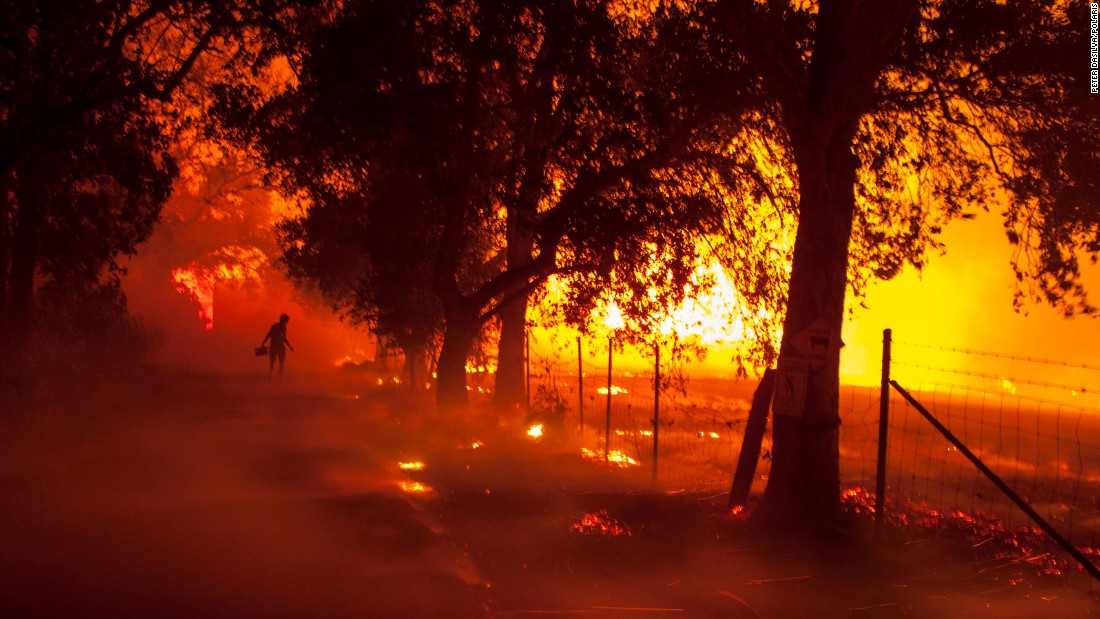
[0,369,1095,618]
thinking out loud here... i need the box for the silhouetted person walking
[260,313,294,379]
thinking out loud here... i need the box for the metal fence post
[652,342,660,485]
[577,336,584,437]
[875,328,892,528]
[605,336,613,461]
[525,330,531,414]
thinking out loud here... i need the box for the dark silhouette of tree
[712,0,1100,528]
[220,0,768,410]
[0,0,263,361]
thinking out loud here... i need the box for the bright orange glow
[399,462,425,471]
[602,301,626,331]
[172,267,215,330]
[527,423,544,440]
[170,246,268,331]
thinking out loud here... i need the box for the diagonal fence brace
[890,379,1100,584]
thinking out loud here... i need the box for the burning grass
[841,486,1098,579]
[580,447,640,468]
[570,510,633,537]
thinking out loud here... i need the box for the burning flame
[399,462,425,471]
[465,363,496,374]
[580,448,639,468]
[602,301,626,331]
[570,510,632,536]
[527,423,544,440]
[597,386,629,395]
[171,246,268,330]
[172,268,215,330]
[399,481,432,493]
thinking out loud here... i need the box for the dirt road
[0,371,1093,617]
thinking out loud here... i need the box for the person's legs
[269,350,277,379]
[277,349,287,378]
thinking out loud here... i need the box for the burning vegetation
[570,510,633,537]
[581,448,640,469]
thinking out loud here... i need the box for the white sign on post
[772,353,809,418]
[790,317,843,370]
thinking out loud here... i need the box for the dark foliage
[217,0,770,406]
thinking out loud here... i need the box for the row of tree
[2,0,1096,527]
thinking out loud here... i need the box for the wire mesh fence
[881,339,1100,573]
[522,337,887,496]
[524,333,1100,572]
[511,329,1100,588]
[525,345,762,492]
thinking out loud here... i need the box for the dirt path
[0,371,1094,618]
[0,372,484,618]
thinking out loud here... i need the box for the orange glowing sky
[538,212,1100,402]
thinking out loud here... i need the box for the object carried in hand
[255,346,269,356]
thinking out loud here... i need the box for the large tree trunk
[403,342,428,393]
[494,292,528,410]
[436,302,480,411]
[739,0,919,532]
[494,206,535,412]
[755,135,858,528]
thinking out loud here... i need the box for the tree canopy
[0,0,266,361]
[711,0,1100,527]
[218,0,780,408]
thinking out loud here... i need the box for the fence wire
[520,334,1100,583]
[522,340,886,496]
[882,339,1100,582]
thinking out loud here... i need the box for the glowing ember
[399,461,425,471]
[571,510,632,536]
[639,430,653,437]
[597,386,629,395]
[580,447,640,468]
[697,431,721,439]
[399,481,431,493]
[527,423,544,440]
